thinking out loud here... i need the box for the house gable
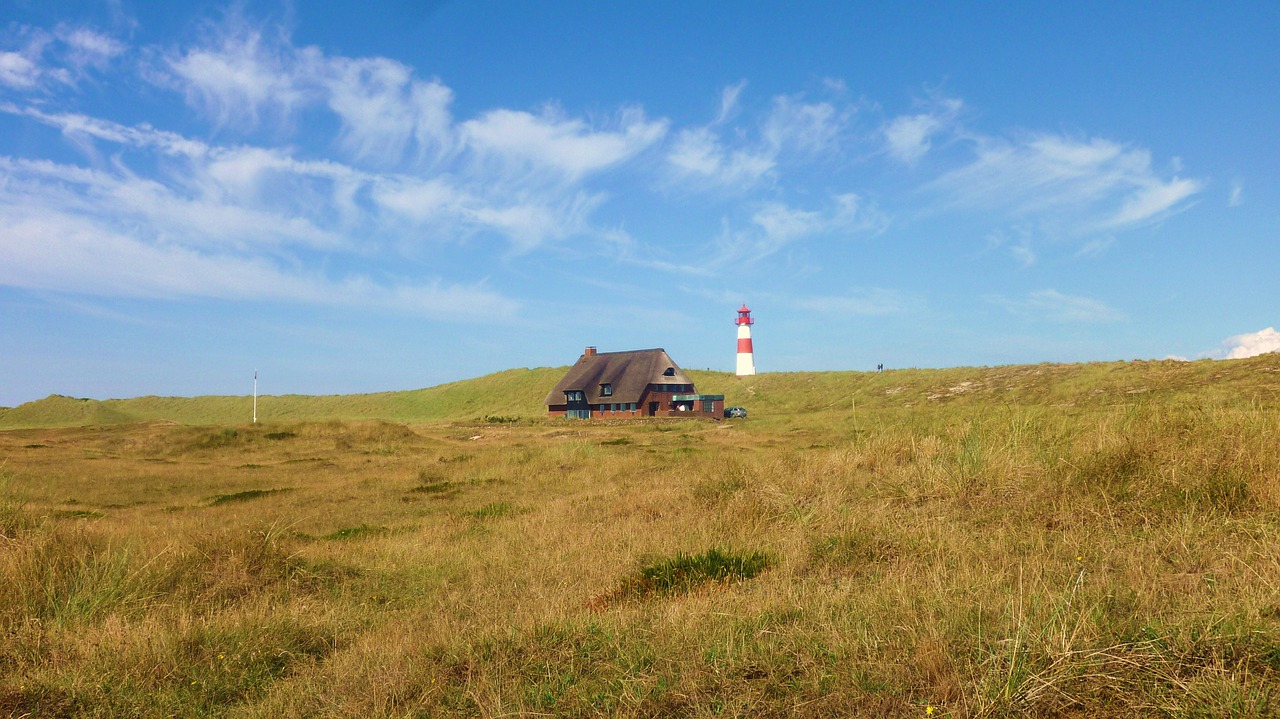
[543,347,694,408]
[546,347,723,419]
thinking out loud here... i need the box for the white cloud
[0,24,124,92]
[146,18,674,253]
[463,106,666,183]
[715,80,747,124]
[0,51,40,88]
[761,94,843,155]
[883,97,960,164]
[930,134,1203,237]
[1010,241,1036,268]
[467,192,604,252]
[1096,176,1201,230]
[0,155,345,253]
[713,193,887,266]
[55,26,125,72]
[990,289,1125,323]
[792,288,919,316]
[1229,179,1244,207]
[666,126,775,189]
[0,200,516,321]
[984,227,1038,266]
[1221,327,1280,359]
[371,177,468,224]
[164,23,311,128]
[322,56,456,166]
[884,113,942,164]
[665,85,853,191]
[3,104,209,158]
[1074,235,1115,259]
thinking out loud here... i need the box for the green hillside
[0,367,566,428]
[3,355,1278,429]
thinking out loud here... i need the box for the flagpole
[253,370,258,424]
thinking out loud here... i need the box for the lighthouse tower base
[736,323,756,376]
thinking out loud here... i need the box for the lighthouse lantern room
[735,304,756,377]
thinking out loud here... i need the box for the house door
[648,402,658,417]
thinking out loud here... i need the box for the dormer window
[600,383,613,397]
[663,367,675,376]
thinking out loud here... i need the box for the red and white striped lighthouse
[735,304,756,376]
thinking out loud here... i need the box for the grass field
[3,355,1280,717]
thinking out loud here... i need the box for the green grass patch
[410,480,457,496]
[594,549,775,608]
[323,524,389,541]
[466,502,516,519]
[207,488,293,506]
[53,509,106,519]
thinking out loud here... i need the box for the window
[663,367,675,376]
[601,383,612,397]
[565,390,584,402]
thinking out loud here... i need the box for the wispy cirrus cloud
[321,55,456,167]
[0,24,124,90]
[666,126,776,190]
[930,134,1203,237]
[55,26,125,74]
[665,83,851,191]
[711,193,888,266]
[0,185,517,321]
[882,96,961,164]
[163,21,312,128]
[1229,179,1244,207]
[152,15,667,252]
[0,50,42,88]
[3,104,210,157]
[462,105,667,183]
[988,288,1125,323]
[791,287,921,316]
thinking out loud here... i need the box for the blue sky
[1,1,1277,407]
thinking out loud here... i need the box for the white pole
[253,370,258,424]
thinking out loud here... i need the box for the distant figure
[877,363,884,372]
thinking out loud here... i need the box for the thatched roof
[544,348,693,406]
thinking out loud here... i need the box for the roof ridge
[591,347,666,356]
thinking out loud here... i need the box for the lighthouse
[735,304,756,376]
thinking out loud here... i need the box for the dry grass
[2,357,1280,716]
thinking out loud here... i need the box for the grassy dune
[4,356,1276,429]
[2,355,1280,717]
[0,367,566,428]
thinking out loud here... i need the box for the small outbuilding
[546,347,723,419]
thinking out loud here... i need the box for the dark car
[724,406,747,419]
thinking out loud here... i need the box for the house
[545,347,724,419]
